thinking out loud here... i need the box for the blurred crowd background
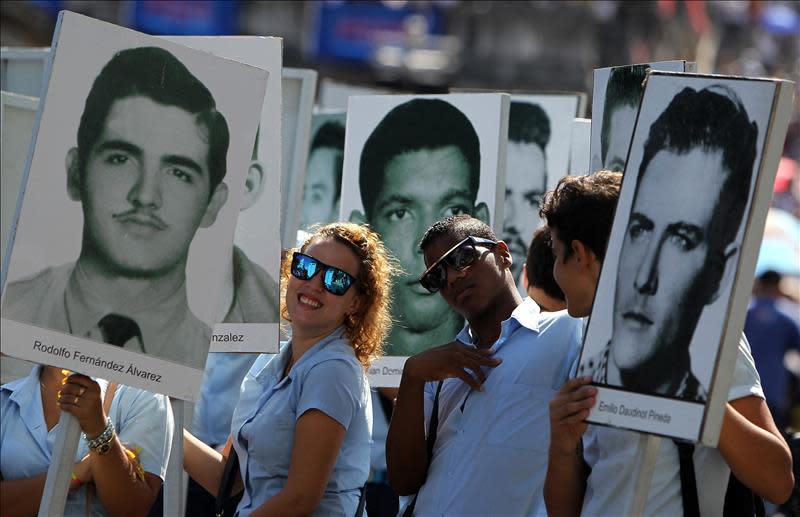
[2,0,800,483]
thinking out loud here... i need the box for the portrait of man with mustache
[2,46,230,369]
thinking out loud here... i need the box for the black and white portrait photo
[163,36,283,352]
[339,94,508,385]
[280,68,317,248]
[1,91,38,271]
[0,13,267,399]
[502,94,581,287]
[590,60,694,173]
[299,110,346,233]
[579,71,791,441]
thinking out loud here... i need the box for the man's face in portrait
[603,104,637,172]
[502,140,547,281]
[611,147,729,372]
[300,146,342,228]
[68,95,226,277]
[370,145,486,348]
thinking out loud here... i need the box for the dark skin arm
[385,341,501,495]
[59,373,161,515]
[1,372,161,516]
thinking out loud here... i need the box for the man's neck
[75,252,187,306]
[467,284,523,348]
[387,314,463,356]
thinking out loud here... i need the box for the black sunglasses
[291,252,358,296]
[418,236,498,293]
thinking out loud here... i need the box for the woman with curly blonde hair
[184,222,396,517]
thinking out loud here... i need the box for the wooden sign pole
[163,398,186,516]
[628,434,661,517]
[37,413,81,517]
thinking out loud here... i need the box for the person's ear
[349,209,365,224]
[66,148,81,201]
[705,243,739,304]
[239,160,265,211]
[200,182,229,228]
[347,292,364,319]
[522,263,529,291]
[571,239,598,269]
[474,202,490,226]
[494,240,513,270]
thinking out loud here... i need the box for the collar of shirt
[64,261,191,346]
[454,297,541,351]
[224,246,280,323]
[2,365,108,456]
[252,325,350,389]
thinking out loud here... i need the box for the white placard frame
[281,68,318,249]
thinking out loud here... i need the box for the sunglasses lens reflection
[324,268,354,296]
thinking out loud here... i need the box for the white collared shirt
[580,335,764,516]
[411,298,583,517]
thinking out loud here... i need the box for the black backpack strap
[402,380,444,517]
[215,447,240,517]
[673,440,701,517]
[723,474,765,517]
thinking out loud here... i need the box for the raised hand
[58,373,106,438]
[403,340,502,391]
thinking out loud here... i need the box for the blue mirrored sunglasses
[291,252,358,296]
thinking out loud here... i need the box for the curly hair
[280,222,396,369]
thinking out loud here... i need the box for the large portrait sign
[0,47,49,98]
[590,60,695,174]
[163,36,283,354]
[280,68,317,248]
[0,92,39,384]
[579,72,794,443]
[503,93,583,287]
[0,12,267,401]
[1,91,38,270]
[339,93,509,386]
[298,109,347,239]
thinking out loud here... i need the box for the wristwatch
[84,418,115,455]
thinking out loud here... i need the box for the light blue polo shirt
[230,326,372,516]
[412,297,582,517]
[1,365,173,516]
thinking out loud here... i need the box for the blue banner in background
[312,1,444,64]
[129,0,239,35]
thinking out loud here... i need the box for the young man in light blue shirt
[386,215,582,516]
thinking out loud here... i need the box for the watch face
[96,441,113,455]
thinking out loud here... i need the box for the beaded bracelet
[84,418,115,455]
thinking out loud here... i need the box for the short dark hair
[418,214,496,253]
[600,64,648,165]
[359,98,481,219]
[77,46,229,194]
[758,270,781,289]
[637,85,758,252]
[311,120,346,199]
[539,171,622,262]
[509,101,550,151]
[525,226,565,302]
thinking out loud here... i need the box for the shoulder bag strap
[402,380,444,517]
[103,382,118,415]
[673,440,701,517]
[215,441,240,517]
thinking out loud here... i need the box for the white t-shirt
[581,335,764,516]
